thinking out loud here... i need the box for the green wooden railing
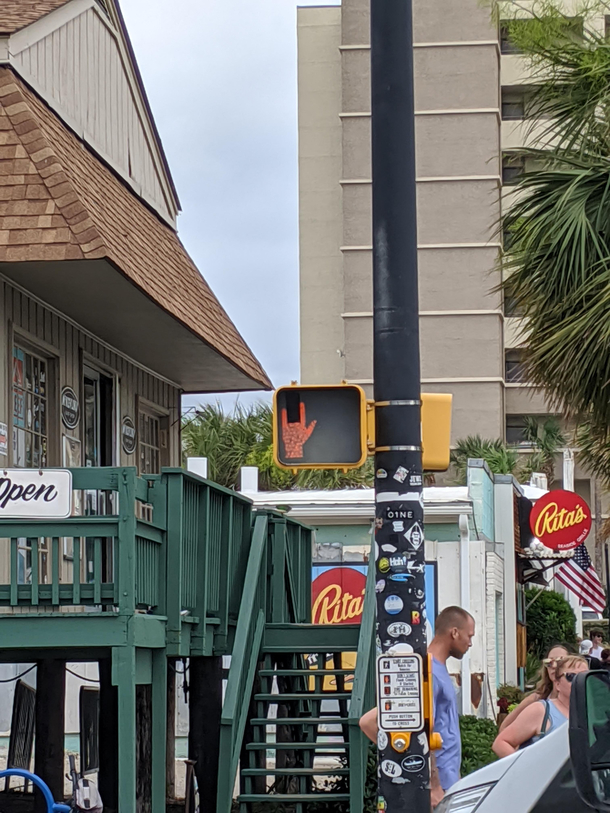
[217,511,314,810]
[0,467,263,657]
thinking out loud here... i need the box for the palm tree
[451,418,565,485]
[451,436,520,484]
[500,3,610,481]
[519,417,566,487]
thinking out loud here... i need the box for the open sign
[0,469,72,519]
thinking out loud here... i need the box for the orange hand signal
[281,402,317,459]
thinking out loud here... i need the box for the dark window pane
[502,156,525,185]
[500,23,522,54]
[505,350,527,383]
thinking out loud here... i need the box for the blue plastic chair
[0,768,71,812]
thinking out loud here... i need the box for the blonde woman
[499,644,569,732]
[493,655,588,757]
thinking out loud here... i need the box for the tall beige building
[297,0,552,450]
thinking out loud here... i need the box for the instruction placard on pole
[376,653,424,732]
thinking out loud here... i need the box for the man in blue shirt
[359,605,475,809]
[428,606,475,806]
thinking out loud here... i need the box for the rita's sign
[312,566,366,625]
[0,469,72,519]
[529,489,592,552]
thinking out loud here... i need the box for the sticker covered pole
[371,0,429,810]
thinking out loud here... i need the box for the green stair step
[241,768,349,776]
[254,693,351,701]
[263,623,360,653]
[245,743,349,751]
[238,794,351,803]
[259,669,353,677]
[251,717,345,726]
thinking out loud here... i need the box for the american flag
[555,544,606,614]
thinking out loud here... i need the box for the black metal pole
[371,0,429,810]
[600,544,610,629]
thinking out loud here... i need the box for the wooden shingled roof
[0,68,271,390]
[0,1,71,34]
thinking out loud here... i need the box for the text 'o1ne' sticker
[384,595,404,615]
[381,759,402,778]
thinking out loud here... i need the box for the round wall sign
[311,566,366,625]
[61,386,80,429]
[529,489,592,552]
[121,416,137,455]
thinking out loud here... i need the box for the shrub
[526,588,577,659]
[497,683,524,705]
[460,715,498,776]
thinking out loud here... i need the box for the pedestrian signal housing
[273,385,367,470]
[273,386,452,472]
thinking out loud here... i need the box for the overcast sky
[120,0,339,413]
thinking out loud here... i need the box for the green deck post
[117,469,137,616]
[72,538,80,604]
[10,538,17,606]
[270,517,287,624]
[31,538,38,605]
[112,646,137,813]
[51,537,59,606]
[166,472,183,652]
[151,648,167,813]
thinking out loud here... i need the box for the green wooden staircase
[217,513,375,812]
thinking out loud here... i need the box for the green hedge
[526,588,577,658]
[460,715,498,776]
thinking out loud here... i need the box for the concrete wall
[298,0,504,433]
[298,6,345,385]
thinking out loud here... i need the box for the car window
[530,760,595,811]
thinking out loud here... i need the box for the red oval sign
[312,567,366,625]
[529,489,592,551]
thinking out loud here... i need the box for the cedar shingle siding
[0,1,70,34]
[0,68,270,390]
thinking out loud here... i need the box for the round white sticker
[387,622,412,638]
[381,759,402,778]
[384,595,404,615]
[378,730,388,750]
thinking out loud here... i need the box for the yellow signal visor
[421,393,452,472]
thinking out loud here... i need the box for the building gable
[2,0,179,225]
[0,68,271,392]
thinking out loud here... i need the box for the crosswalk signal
[273,385,452,472]
[273,384,367,470]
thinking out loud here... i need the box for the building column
[34,659,66,813]
[189,656,223,811]
[151,650,167,813]
[112,647,136,813]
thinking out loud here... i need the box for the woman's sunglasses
[559,672,578,683]
[542,658,559,667]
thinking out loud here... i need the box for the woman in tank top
[499,644,569,732]
[492,655,588,757]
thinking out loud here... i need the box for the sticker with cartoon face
[378,730,389,750]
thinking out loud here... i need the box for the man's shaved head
[434,606,475,659]
[435,606,473,634]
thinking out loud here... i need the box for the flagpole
[562,449,584,637]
